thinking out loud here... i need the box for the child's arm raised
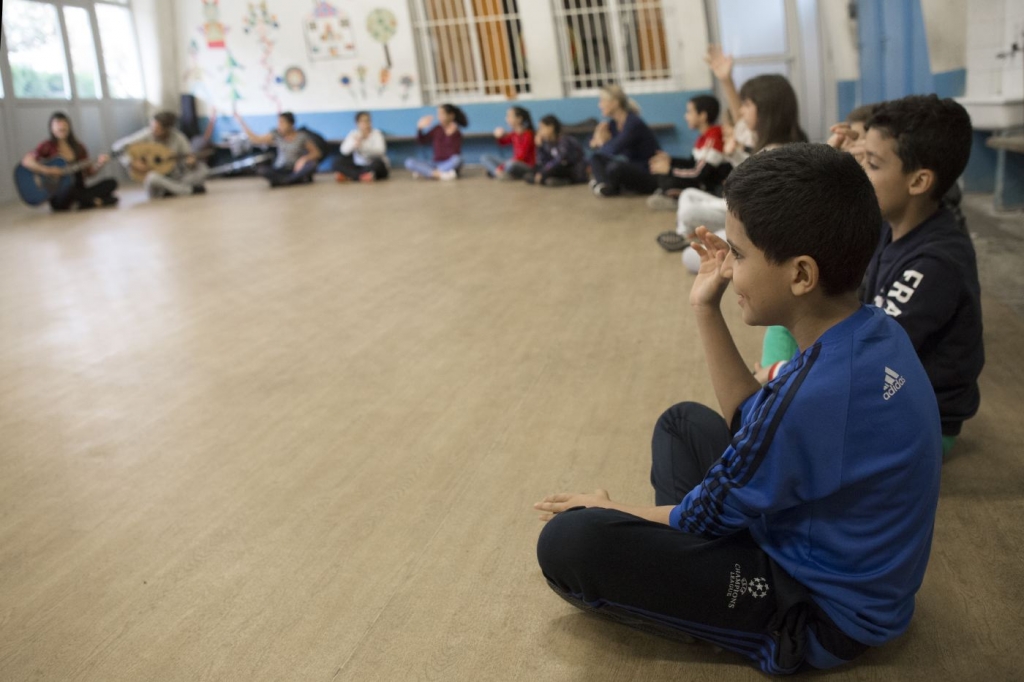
[705,45,742,128]
[689,226,762,422]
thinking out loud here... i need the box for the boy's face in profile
[724,212,794,328]
[684,101,705,130]
[862,128,911,220]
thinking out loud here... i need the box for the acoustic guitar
[124,142,214,182]
[13,157,97,206]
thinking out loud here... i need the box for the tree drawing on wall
[366,8,397,68]
[242,1,282,113]
[223,50,244,113]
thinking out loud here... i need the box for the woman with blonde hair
[588,84,661,197]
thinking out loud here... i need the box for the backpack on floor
[299,126,332,162]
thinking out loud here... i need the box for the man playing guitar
[113,111,209,198]
[21,112,118,211]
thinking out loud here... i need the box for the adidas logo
[883,367,906,401]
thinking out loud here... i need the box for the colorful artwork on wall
[223,49,245,112]
[242,1,282,112]
[303,1,357,62]
[400,74,414,101]
[201,0,228,49]
[366,8,398,68]
[279,66,307,92]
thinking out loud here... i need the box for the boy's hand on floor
[689,226,732,311]
[534,489,611,522]
[649,151,671,175]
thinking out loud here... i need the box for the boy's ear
[907,168,936,198]
[789,255,820,298]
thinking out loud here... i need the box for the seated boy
[647,95,728,211]
[859,95,982,453]
[758,97,980,450]
[534,145,942,674]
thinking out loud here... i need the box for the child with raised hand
[672,45,805,261]
[527,115,587,187]
[481,106,536,181]
[404,104,468,181]
[534,145,942,675]
[334,111,389,183]
[646,94,727,211]
[588,84,661,197]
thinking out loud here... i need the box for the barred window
[554,0,671,93]
[412,0,530,103]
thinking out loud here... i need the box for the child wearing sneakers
[481,106,536,181]
[534,145,942,674]
[404,104,468,180]
[759,96,982,456]
[646,95,728,211]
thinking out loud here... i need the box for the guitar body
[13,158,74,206]
[127,142,181,182]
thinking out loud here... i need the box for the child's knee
[536,508,617,582]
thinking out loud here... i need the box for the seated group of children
[531,47,985,676]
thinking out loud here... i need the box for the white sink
[956,97,1024,131]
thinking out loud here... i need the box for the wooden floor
[0,176,1021,681]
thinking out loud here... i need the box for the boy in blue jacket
[534,145,942,674]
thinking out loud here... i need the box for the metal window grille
[553,0,671,93]
[412,0,530,103]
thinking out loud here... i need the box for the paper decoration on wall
[366,8,398,68]
[183,39,208,92]
[242,1,282,113]
[201,0,228,49]
[278,66,307,92]
[356,65,368,98]
[340,74,355,99]
[378,68,390,96]
[400,75,414,101]
[303,1,357,62]
[223,49,245,112]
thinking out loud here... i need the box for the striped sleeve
[669,345,822,535]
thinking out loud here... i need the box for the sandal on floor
[657,231,691,252]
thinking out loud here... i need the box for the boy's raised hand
[704,44,734,82]
[689,226,732,310]
[417,114,434,130]
[493,126,505,138]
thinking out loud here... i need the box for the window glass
[96,3,145,99]
[6,0,72,99]
[63,6,103,99]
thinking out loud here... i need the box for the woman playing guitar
[20,112,118,211]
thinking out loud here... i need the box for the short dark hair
[866,94,972,200]
[355,111,370,122]
[689,95,720,124]
[279,111,296,126]
[724,144,881,296]
[539,114,562,137]
[153,111,178,128]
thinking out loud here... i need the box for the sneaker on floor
[410,171,422,179]
[335,172,350,183]
[192,185,207,195]
[588,178,598,190]
[359,172,375,183]
[646,191,677,211]
[592,182,606,196]
[438,169,458,181]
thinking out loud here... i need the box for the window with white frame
[411,0,530,103]
[553,0,671,93]
[0,0,145,101]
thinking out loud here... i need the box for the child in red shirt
[647,95,728,210]
[481,107,536,181]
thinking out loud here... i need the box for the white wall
[818,0,858,83]
[963,0,1022,98]
[921,0,966,75]
[135,0,181,112]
